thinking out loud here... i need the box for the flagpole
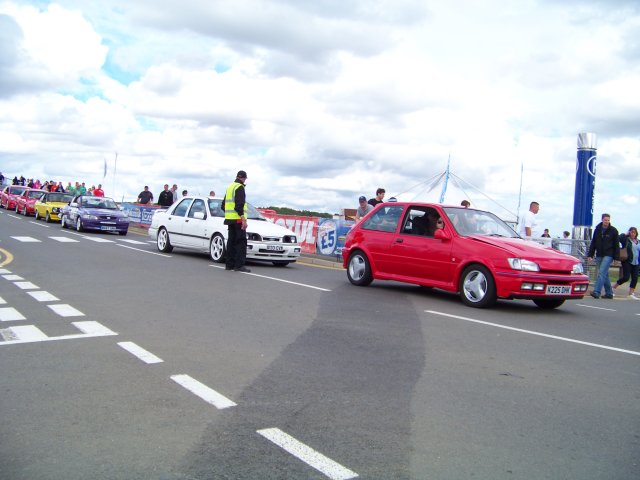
[112,152,118,199]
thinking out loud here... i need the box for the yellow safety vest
[224,182,247,220]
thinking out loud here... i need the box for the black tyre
[119,231,127,236]
[45,212,52,223]
[459,264,497,308]
[35,209,40,220]
[272,261,290,267]
[61,215,68,228]
[209,233,225,262]
[157,227,173,253]
[347,251,373,286]
[533,298,565,309]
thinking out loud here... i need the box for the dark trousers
[226,222,247,269]
[616,262,639,289]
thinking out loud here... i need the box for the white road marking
[0,269,11,274]
[73,321,117,335]
[257,428,359,480]
[425,310,640,357]
[49,236,80,243]
[118,239,147,245]
[3,275,24,281]
[14,281,39,290]
[0,307,26,321]
[47,304,85,317]
[10,236,41,242]
[3,325,47,341]
[209,265,331,292]
[116,244,172,257]
[118,341,163,364]
[29,221,50,228]
[83,237,115,243]
[0,321,117,345]
[575,303,616,311]
[0,296,6,304]
[27,291,60,302]
[170,374,237,409]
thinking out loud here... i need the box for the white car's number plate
[101,226,116,231]
[546,285,571,295]
[266,244,284,251]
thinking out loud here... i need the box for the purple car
[61,195,130,235]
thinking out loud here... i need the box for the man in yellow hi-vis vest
[221,170,250,272]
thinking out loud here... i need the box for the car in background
[342,203,589,309]
[61,195,130,235]
[34,191,75,222]
[15,189,47,216]
[0,185,28,210]
[149,196,301,266]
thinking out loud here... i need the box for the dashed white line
[10,236,41,242]
[3,275,24,281]
[0,307,26,321]
[257,428,359,480]
[14,281,39,290]
[0,296,6,304]
[118,341,164,364]
[0,269,12,274]
[575,303,616,311]
[0,321,117,345]
[118,239,147,245]
[170,374,237,409]
[3,325,47,341]
[209,265,331,292]
[49,236,80,243]
[116,244,172,257]
[83,237,115,243]
[425,310,640,357]
[27,291,60,302]
[72,321,117,336]
[47,304,85,317]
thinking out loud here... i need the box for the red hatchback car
[342,203,589,309]
[0,185,29,210]
[15,189,47,216]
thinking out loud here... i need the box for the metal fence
[528,238,610,284]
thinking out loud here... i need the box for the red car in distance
[343,203,589,309]
[15,189,47,216]
[0,185,28,210]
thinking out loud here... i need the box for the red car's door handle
[395,238,403,243]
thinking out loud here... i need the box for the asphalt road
[0,210,638,480]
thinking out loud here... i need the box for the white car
[148,196,301,266]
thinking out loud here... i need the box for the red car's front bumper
[494,270,589,299]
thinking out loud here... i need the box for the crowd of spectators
[1,174,104,197]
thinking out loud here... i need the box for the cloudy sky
[1,0,638,236]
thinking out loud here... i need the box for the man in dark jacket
[587,213,619,299]
[158,184,174,208]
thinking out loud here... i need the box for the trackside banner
[121,203,162,227]
[260,212,319,254]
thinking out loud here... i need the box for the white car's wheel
[157,227,173,253]
[209,233,226,263]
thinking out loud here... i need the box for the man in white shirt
[518,201,540,237]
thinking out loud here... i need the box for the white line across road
[0,321,117,345]
[0,296,6,304]
[10,236,41,242]
[257,428,359,480]
[425,310,640,357]
[116,244,172,257]
[3,275,24,281]
[14,281,38,290]
[47,304,85,317]
[209,265,331,292]
[0,307,26,321]
[117,341,164,364]
[27,291,60,302]
[49,236,80,243]
[575,303,616,311]
[170,374,237,409]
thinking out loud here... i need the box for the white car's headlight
[572,263,584,274]
[508,258,540,272]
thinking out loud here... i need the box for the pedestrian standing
[355,196,373,222]
[158,184,173,208]
[222,170,250,272]
[518,201,540,238]
[613,227,639,299]
[368,188,385,207]
[587,213,619,299]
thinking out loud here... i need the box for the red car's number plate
[546,285,571,295]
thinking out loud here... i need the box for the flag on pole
[103,157,108,178]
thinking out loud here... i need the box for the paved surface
[1,211,638,479]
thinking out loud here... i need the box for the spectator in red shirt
[94,184,104,197]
